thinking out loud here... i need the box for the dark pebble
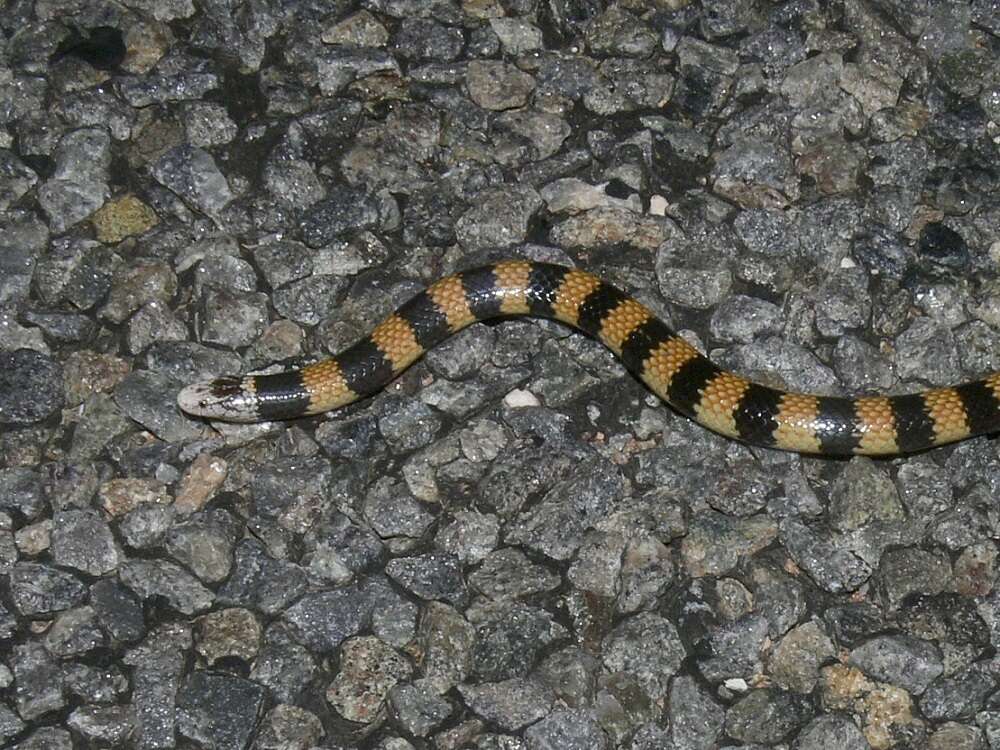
[176,671,266,749]
[918,222,970,268]
[0,349,63,425]
[89,578,146,644]
[9,562,86,616]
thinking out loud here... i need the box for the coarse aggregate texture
[2,1,1000,749]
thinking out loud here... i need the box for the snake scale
[177,260,1000,455]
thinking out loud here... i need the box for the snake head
[176,376,261,422]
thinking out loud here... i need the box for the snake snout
[177,377,260,422]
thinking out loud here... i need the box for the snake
[177,260,1000,455]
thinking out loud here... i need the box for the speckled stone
[91,194,158,243]
[175,671,266,749]
[0,349,63,425]
[1,3,998,748]
[326,635,413,724]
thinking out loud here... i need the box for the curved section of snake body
[177,260,1000,455]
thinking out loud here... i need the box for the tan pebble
[174,453,228,515]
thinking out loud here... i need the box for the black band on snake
[177,260,1000,456]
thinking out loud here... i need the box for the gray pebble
[36,128,110,233]
[695,613,769,684]
[832,335,896,393]
[194,252,258,295]
[364,476,436,541]
[388,683,453,737]
[90,579,145,644]
[828,457,902,532]
[849,634,944,695]
[712,137,797,209]
[255,704,324,750]
[536,647,598,708]
[466,60,535,111]
[792,714,870,750]
[302,509,385,578]
[894,317,963,385]
[469,548,559,601]
[780,518,873,594]
[101,260,177,325]
[710,294,782,343]
[145,340,241,386]
[117,73,219,107]
[13,642,66,720]
[250,456,332,532]
[66,705,135,747]
[176,671,266,749]
[458,678,553,732]
[249,624,318,705]
[114,370,202,443]
[456,185,543,250]
[44,606,105,657]
[164,509,239,583]
[525,708,609,750]
[118,504,174,550]
[395,18,464,61]
[436,511,499,566]
[251,240,313,289]
[769,621,836,694]
[51,509,121,575]
[218,538,308,616]
[127,301,187,354]
[0,704,25,746]
[425,325,495,381]
[200,289,268,348]
[725,688,812,744]
[119,559,215,616]
[180,101,238,147]
[316,414,378,458]
[0,467,44,518]
[585,6,657,58]
[150,145,233,218]
[9,561,86,616]
[681,510,777,578]
[506,457,625,560]
[0,349,63,425]
[668,675,724,749]
[387,552,468,606]
[121,625,190,750]
[300,186,381,247]
[473,603,566,682]
[282,585,373,653]
[273,274,348,327]
[378,399,444,453]
[602,613,684,701]
[920,664,996,722]
[0,149,38,212]
[876,547,952,612]
[21,309,96,343]
[317,48,399,95]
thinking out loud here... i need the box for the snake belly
[177,260,1000,455]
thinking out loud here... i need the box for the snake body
[177,260,1000,455]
